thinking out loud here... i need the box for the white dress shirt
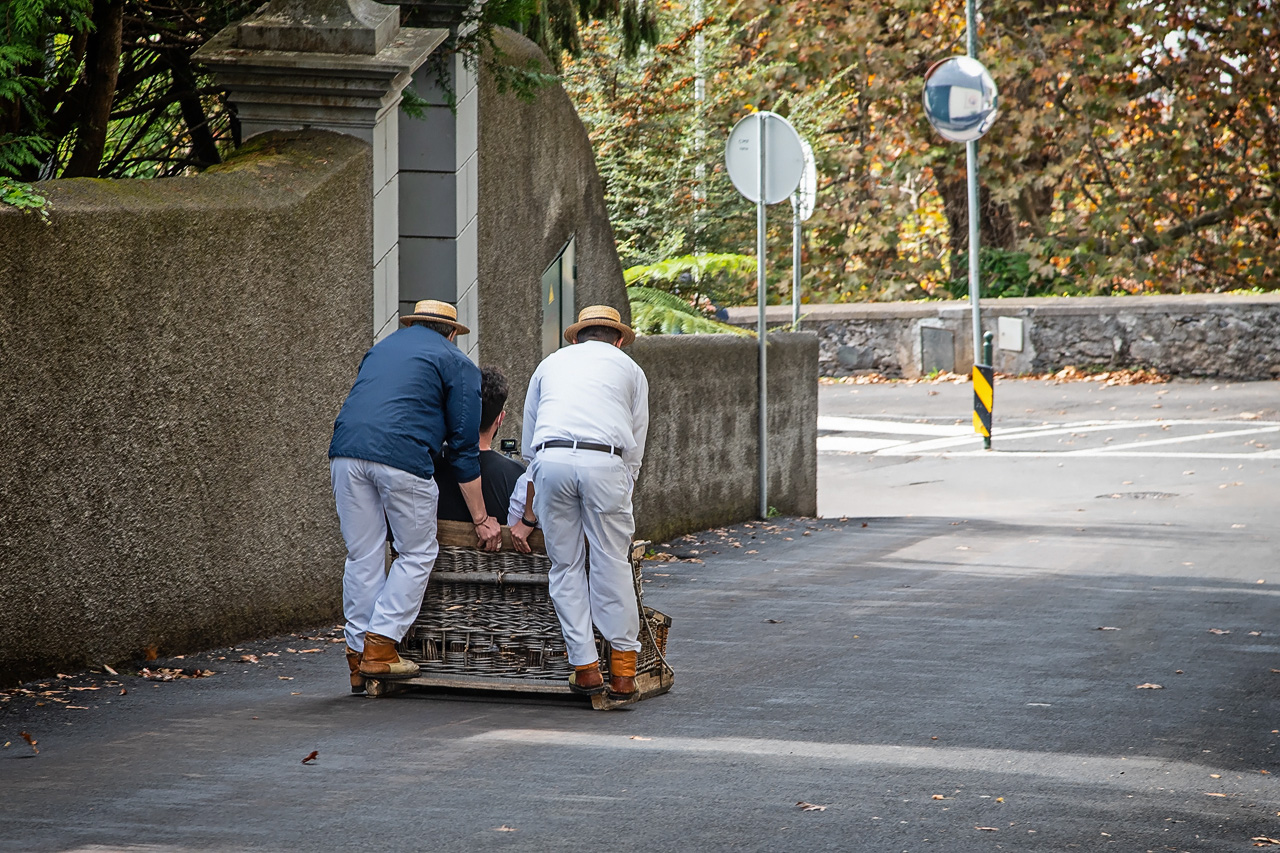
[522,340,649,478]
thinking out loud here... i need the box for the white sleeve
[624,366,649,480]
[521,368,541,467]
[507,470,531,527]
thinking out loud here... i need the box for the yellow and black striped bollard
[972,331,994,449]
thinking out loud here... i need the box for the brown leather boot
[358,632,420,679]
[568,662,605,696]
[346,647,364,694]
[607,649,638,700]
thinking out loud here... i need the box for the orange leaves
[301,751,318,765]
[20,731,38,754]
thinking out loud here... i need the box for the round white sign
[922,56,999,143]
[792,138,817,221]
[725,111,805,205]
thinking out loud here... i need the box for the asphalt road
[2,377,1278,852]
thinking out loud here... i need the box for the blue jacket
[328,324,481,483]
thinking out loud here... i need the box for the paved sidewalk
[2,380,1278,852]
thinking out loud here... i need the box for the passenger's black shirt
[433,448,526,523]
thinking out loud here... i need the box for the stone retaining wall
[726,295,1280,380]
[0,131,372,685]
[630,333,818,543]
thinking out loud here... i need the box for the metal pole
[791,198,801,329]
[966,0,981,367]
[757,112,769,520]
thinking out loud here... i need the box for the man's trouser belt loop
[536,439,623,457]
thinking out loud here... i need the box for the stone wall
[629,333,819,543]
[0,131,370,684]
[726,295,1280,379]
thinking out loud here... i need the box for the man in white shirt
[513,305,649,700]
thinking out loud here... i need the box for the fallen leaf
[298,649,322,653]
[975,826,999,832]
[119,689,127,695]
[66,706,89,710]
[1249,631,1263,636]
[931,795,949,800]
[746,550,758,554]
[1208,628,1231,635]
[1210,774,1221,779]
[240,655,260,663]
[796,802,827,812]
[68,686,99,692]
[1250,836,1280,846]
[20,731,38,753]
[861,522,868,528]
[1136,683,1163,689]
[279,676,294,681]
[764,619,783,624]
[629,736,651,741]
[494,826,517,832]
[1204,792,1227,797]
[102,664,118,676]
[144,645,158,661]
[302,751,318,764]
[1097,626,1121,631]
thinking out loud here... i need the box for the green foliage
[628,285,753,336]
[944,248,1084,299]
[0,176,48,218]
[624,252,757,307]
[562,0,853,284]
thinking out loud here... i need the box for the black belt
[536,439,623,457]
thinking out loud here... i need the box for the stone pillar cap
[236,0,401,55]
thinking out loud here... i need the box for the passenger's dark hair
[577,325,621,345]
[409,319,456,337]
[479,366,509,432]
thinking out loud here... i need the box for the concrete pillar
[195,0,447,342]
[399,40,481,361]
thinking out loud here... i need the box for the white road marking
[819,415,1280,459]
[817,436,909,453]
[818,416,971,437]
[1075,425,1280,454]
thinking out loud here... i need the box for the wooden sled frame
[363,520,674,710]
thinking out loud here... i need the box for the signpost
[922,3,998,447]
[725,111,805,518]
[790,139,817,329]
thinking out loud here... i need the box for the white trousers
[532,448,641,666]
[330,457,440,652]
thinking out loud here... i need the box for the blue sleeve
[443,355,482,483]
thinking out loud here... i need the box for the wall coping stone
[726,293,1280,325]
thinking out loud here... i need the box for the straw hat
[400,299,469,335]
[563,305,636,347]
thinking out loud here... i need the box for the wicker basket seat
[397,521,672,687]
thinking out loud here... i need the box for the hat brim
[564,318,636,347]
[400,314,470,335]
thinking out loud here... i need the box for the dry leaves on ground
[975,826,999,832]
[494,826,517,832]
[1208,628,1231,635]
[1097,626,1121,631]
[1251,837,1280,846]
[20,731,38,754]
[301,751,318,765]
[796,802,827,811]
[1136,683,1163,689]
[139,667,215,681]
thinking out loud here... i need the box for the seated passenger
[434,366,527,524]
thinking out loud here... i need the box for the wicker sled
[363,520,674,709]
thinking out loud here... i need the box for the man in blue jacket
[329,300,502,693]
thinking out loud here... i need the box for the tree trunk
[64,0,125,178]
[934,152,1018,277]
[170,51,221,169]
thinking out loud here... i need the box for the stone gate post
[196,0,447,342]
